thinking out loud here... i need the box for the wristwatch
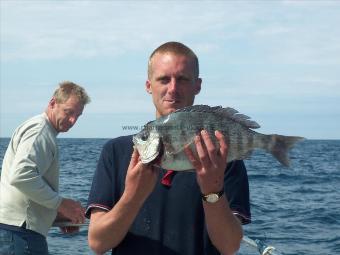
[201,189,224,203]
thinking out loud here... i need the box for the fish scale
[133,105,304,171]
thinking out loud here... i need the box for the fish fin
[230,113,260,129]
[143,120,154,127]
[175,105,261,129]
[174,104,220,113]
[268,135,304,167]
[219,107,239,115]
[243,150,254,160]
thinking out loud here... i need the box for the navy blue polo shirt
[86,135,251,255]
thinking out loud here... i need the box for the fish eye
[140,132,148,141]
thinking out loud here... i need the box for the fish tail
[266,134,304,167]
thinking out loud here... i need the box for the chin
[165,108,177,115]
[158,104,183,117]
[60,127,71,132]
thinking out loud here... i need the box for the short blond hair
[53,81,91,105]
[148,41,199,79]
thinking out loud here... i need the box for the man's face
[48,95,84,133]
[146,53,201,118]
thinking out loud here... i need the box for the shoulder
[100,135,134,160]
[13,114,56,146]
[15,114,46,134]
[105,135,133,146]
[102,135,133,152]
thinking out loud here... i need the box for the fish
[132,105,304,171]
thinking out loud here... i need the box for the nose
[69,116,77,125]
[167,78,178,94]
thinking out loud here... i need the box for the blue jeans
[0,227,49,255]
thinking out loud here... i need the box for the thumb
[129,148,140,167]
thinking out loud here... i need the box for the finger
[73,216,84,224]
[194,134,210,167]
[184,144,201,170]
[75,204,85,223]
[132,148,140,162]
[60,227,67,233]
[67,226,80,233]
[137,160,149,171]
[79,214,85,224]
[128,149,140,169]
[80,207,86,223]
[200,130,218,164]
[215,130,228,161]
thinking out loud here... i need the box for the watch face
[206,194,219,203]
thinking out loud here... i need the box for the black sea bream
[133,105,303,171]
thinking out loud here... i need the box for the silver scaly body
[133,105,303,171]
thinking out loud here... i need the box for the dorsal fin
[174,105,260,129]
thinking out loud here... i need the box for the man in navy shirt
[86,42,251,255]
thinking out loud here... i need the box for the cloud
[1,1,339,139]
[1,1,226,60]
[2,1,340,67]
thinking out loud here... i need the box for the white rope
[242,235,281,255]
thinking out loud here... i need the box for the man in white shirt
[0,81,91,255]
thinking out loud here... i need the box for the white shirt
[0,113,63,236]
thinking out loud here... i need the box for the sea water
[1,138,339,255]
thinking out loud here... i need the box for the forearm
[203,195,243,255]
[88,193,145,254]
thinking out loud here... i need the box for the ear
[48,97,57,109]
[145,80,152,94]
[194,78,202,95]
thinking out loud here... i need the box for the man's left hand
[184,130,228,195]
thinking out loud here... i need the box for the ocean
[0,138,339,255]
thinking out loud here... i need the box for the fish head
[133,127,162,164]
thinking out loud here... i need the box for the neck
[44,108,59,134]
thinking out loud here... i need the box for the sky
[1,0,339,139]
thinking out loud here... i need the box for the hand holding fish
[184,130,227,195]
[124,148,159,203]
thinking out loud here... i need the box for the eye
[177,76,190,82]
[157,76,170,85]
[64,109,73,116]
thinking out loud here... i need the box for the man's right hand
[123,148,159,204]
[88,149,159,254]
[57,198,85,224]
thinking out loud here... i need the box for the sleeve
[85,140,115,218]
[224,160,251,224]
[8,130,62,210]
